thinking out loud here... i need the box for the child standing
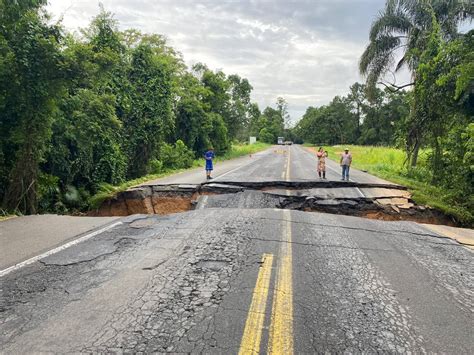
[204,147,215,180]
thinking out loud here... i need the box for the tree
[248,103,262,137]
[228,74,253,140]
[293,95,357,145]
[124,43,174,178]
[360,0,471,91]
[414,28,473,193]
[347,82,367,137]
[0,3,263,214]
[359,0,472,166]
[1,1,64,213]
[175,73,212,154]
[44,10,128,195]
[358,88,409,145]
[276,97,291,128]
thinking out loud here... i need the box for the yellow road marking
[286,147,291,182]
[268,209,294,355]
[239,253,274,355]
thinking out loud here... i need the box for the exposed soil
[91,181,459,226]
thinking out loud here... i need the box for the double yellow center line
[239,254,274,354]
[239,209,294,355]
[268,209,294,354]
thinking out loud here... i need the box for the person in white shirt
[340,148,352,181]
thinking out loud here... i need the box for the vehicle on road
[277,136,284,145]
[284,141,293,145]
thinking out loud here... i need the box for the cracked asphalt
[1,145,473,353]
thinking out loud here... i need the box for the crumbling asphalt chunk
[93,180,458,226]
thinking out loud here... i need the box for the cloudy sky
[46,0,402,122]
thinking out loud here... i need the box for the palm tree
[359,0,472,166]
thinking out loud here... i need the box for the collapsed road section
[93,181,455,225]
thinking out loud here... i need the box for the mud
[92,181,458,226]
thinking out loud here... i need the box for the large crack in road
[94,180,455,226]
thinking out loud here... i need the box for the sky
[46,0,408,123]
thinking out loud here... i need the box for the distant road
[142,144,395,185]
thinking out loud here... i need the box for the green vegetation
[0,2,280,215]
[0,209,17,222]
[295,1,473,225]
[323,145,472,226]
[324,146,426,172]
[215,142,270,161]
[89,142,269,209]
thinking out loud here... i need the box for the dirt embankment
[91,181,459,227]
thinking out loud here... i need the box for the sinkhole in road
[92,181,456,226]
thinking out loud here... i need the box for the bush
[148,159,163,174]
[38,173,61,212]
[160,140,194,170]
[259,128,275,144]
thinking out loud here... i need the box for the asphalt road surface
[0,215,119,271]
[143,145,393,185]
[1,145,472,353]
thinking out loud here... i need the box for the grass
[316,145,472,226]
[0,209,18,221]
[324,145,429,172]
[89,142,270,209]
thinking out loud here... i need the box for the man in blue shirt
[204,147,215,180]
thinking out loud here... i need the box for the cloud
[46,0,392,122]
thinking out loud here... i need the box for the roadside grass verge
[89,142,270,209]
[0,209,18,221]
[318,145,472,226]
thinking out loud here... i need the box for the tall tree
[347,82,367,137]
[46,10,128,193]
[175,73,213,154]
[359,0,472,166]
[1,0,64,213]
[124,43,174,178]
[227,74,253,140]
[276,97,291,129]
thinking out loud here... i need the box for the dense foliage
[294,83,409,147]
[0,3,281,214]
[295,0,473,224]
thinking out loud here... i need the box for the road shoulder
[421,223,474,250]
[0,214,120,270]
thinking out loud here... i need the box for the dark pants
[342,165,350,180]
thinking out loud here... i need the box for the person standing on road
[340,148,352,181]
[204,147,215,180]
[316,147,328,179]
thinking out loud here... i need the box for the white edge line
[354,187,365,198]
[197,195,209,210]
[213,151,269,181]
[0,221,123,278]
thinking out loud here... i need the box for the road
[1,145,472,353]
[0,215,119,271]
[142,145,393,185]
